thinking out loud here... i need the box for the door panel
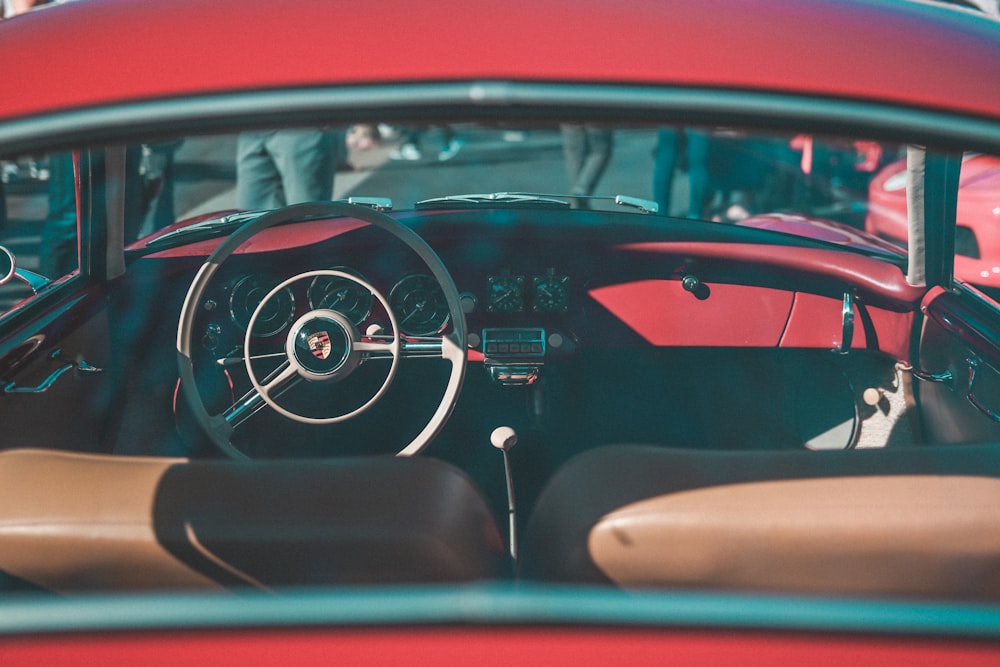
[0,287,113,452]
[916,286,1000,443]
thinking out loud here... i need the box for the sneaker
[437,138,464,162]
[377,123,400,140]
[724,203,750,221]
[389,143,422,161]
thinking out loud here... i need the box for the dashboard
[138,207,919,379]
[108,206,924,467]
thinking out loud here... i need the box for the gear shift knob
[490,426,518,451]
[490,426,518,565]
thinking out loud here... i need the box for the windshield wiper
[608,195,659,214]
[145,210,267,249]
[142,197,394,251]
[415,192,571,210]
[415,192,658,214]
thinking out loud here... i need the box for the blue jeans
[653,128,709,218]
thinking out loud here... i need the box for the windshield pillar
[906,147,961,289]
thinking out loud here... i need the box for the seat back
[0,449,505,592]
[521,444,1000,600]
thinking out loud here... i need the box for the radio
[481,328,546,386]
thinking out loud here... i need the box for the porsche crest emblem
[308,331,333,359]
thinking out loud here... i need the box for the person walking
[236,129,338,210]
[652,128,710,219]
[560,124,612,209]
[236,125,381,210]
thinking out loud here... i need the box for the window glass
[954,152,1000,301]
[0,124,916,314]
[126,126,906,241]
[0,151,78,308]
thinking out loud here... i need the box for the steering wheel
[176,201,467,459]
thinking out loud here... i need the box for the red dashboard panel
[589,280,793,346]
[590,280,912,357]
[143,219,371,259]
[782,293,914,360]
[617,242,923,307]
[781,292,851,349]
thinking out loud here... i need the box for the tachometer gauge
[229,275,295,337]
[487,274,525,313]
[531,272,570,313]
[389,273,450,336]
[308,269,374,326]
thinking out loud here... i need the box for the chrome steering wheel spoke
[357,335,444,360]
[223,360,300,428]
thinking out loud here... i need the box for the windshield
[9,118,1000,369]
[165,125,904,231]
[1,124,916,272]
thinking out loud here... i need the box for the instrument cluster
[487,269,570,314]
[220,268,453,341]
[208,264,572,352]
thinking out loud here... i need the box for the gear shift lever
[490,426,518,564]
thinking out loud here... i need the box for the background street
[0,126,672,307]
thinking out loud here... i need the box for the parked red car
[868,153,1000,291]
[1,0,1000,664]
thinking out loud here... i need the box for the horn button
[287,310,359,381]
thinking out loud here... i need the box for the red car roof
[1,0,999,122]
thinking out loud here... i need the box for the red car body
[3,0,1000,124]
[867,154,1000,288]
[1,0,1000,665]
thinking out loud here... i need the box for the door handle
[2,349,102,395]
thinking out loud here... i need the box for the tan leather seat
[0,449,506,592]
[521,443,1000,600]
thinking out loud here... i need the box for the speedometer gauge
[229,275,295,337]
[308,269,374,326]
[389,273,450,336]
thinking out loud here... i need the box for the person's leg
[653,128,680,215]
[147,143,179,232]
[40,153,78,277]
[236,131,283,210]
[561,124,587,193]
[574,126,612,195]
[437,125,463,161]
[269,129,336,204]
[686,131,710,219]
